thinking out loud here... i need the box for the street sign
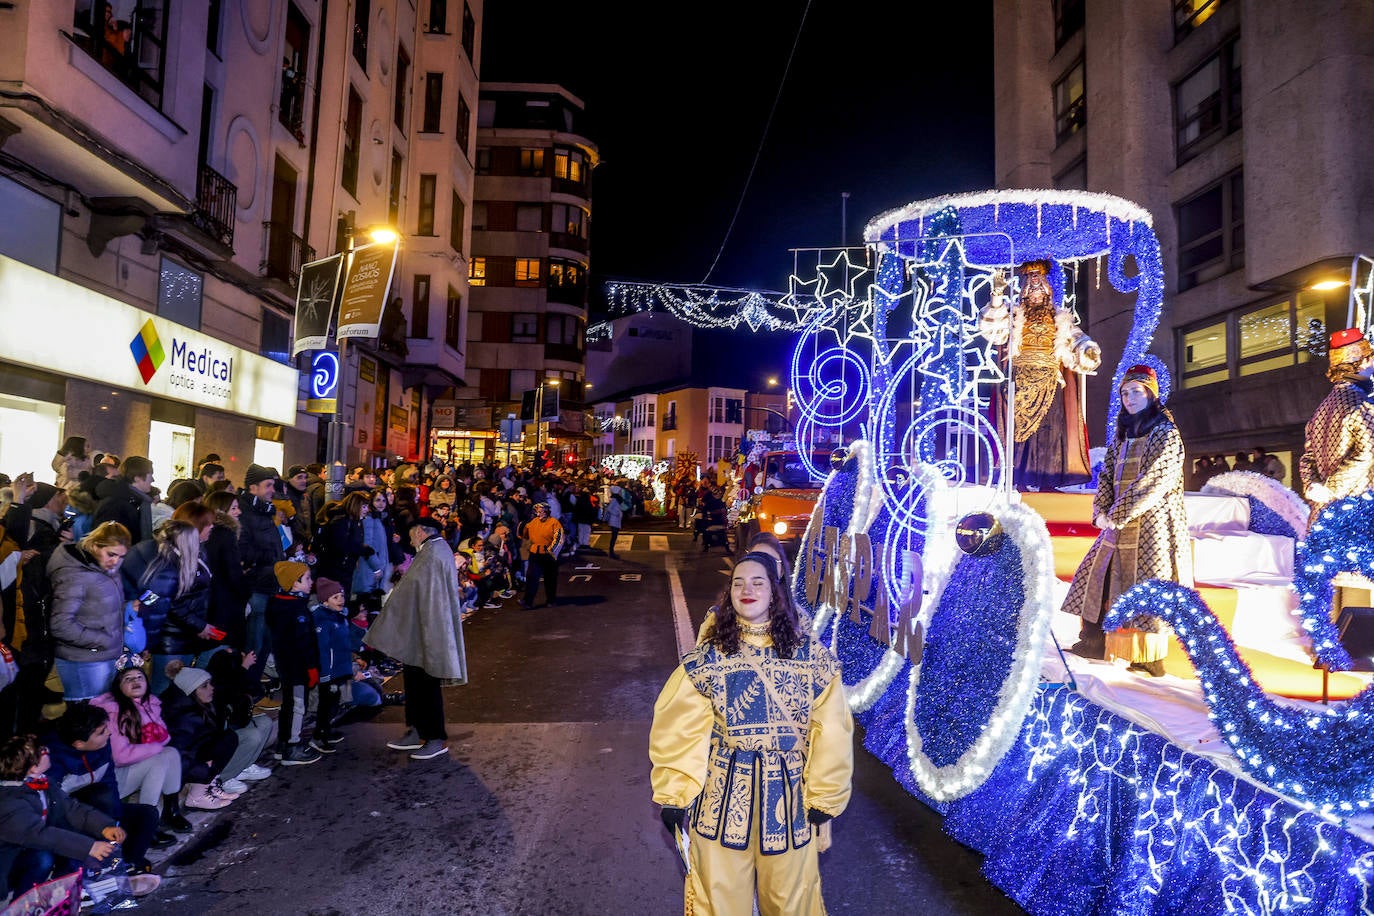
[305,350,339,414]
[336,240,400,340]
[499,417,523,443]
[292,254,343,356]
[519,387,560,421]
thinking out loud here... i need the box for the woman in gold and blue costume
[649,552,853,916]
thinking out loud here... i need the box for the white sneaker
[210,777,242,799]
[219,777,249,795]
[236,763,273,781]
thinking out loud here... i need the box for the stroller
[700,508,729,553]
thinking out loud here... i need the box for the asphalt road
[153,517,1025,915]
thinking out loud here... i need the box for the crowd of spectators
[0,434,657,908]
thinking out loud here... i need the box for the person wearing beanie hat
[159,660,237,811]
[266,561,322,766]
[242,464,279,489]
[309,578,351,753]
[25,482,60,511]
[1061,360,1190,678]
[1299,327,1374,528]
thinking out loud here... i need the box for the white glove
[1094,513,1112,530]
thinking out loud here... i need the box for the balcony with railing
[261,220,313,287]
[547,279,587,306]
[552,176,590,198]
[188,164,236,248]
[662,412,677,431]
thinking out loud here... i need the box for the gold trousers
[685,829,824,916]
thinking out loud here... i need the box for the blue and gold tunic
[649,623,853,854]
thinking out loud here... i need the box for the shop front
[0,254,299,486]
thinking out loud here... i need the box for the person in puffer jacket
[123,520,219,694]
[311,578,352,750]
[48,522,131,701]
[90,655,187,833]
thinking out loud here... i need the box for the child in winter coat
[0,734,143,899]
[265,562,321,766]
[311,578,352,751]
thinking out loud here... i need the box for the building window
[1178,289,1336,391]
[1053,58,1086,144]
[260,309,292,364]
[518,148,545,175]
[551,204,585,237]
[279,4,309,139]
[422,73,443,133]
[512,313,538,342]
[1177,171,1243,291]
[157,258,203,330]
[426,0,447,33]
[449,191,465,253]
[393,47,410,132]
[553,147,586,184]
[417,174,436,235]
[461,2,476,61]
[342,87,362,197]
[516,204,543,232]
[412,275,430,339]
[1174,0,1228,41]
[71,1,170,109]
[549,259,582,289]
[445,286,461,349]
[388,150,403,224]
[546,314,577,346]
[1175,37,1241,164]
[352,0,370,69]
[468,257,486,286]
[455,94,471,157]
[515,258,541,287]
[471,202,486,231]
[475,148,492,174]
[1053,0,1085,49]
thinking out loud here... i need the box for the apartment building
[993,0,1374,481]
[0,1,481,484]
[460,82,599,463]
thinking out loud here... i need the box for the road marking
[667,555,694,657]
[650,536,669,552]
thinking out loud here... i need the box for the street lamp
[325,223,398,499]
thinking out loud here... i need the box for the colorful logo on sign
[129,319,165,384]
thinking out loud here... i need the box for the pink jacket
[90,692,171,766]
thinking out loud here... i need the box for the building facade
[993,0,1374,484]
[0,1,483,486]
[460,82,599,463]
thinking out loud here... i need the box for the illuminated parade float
[776,190,1374,914]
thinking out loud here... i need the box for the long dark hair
[111,667,149,743]
[712,551,803,659]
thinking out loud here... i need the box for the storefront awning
[548,427,592,441]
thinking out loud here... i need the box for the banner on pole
[336,240,400,340]
[292,254,344,357]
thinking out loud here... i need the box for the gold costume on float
[649,622,853,916]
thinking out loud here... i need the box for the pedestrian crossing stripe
[587,533,689,552]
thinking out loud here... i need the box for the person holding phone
[127,521,218,694]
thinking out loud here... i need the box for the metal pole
[841,192,850,247]
[325,229,354,502]
[534,383,543,464]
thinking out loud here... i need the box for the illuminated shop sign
[0,254,298,425]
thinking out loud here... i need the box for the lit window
[1053,59,1086,144]
[515,258,541,286]
[1180,322,1227,390]
[468,257,486,286]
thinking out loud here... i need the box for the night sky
[481,1,996,378]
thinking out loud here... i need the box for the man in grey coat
[365,516,467,761]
